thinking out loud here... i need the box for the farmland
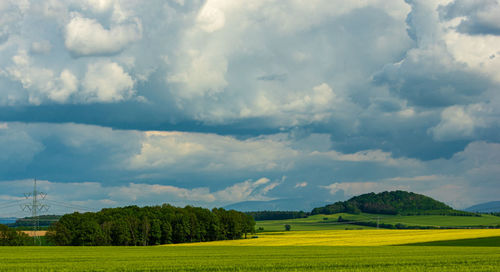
[255,213,500,231]
[177,229,500,246]
[1,229,500,271]
[0,244,499,271]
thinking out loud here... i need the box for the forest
[47,204,255,246]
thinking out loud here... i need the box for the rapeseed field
[174,229,500,246]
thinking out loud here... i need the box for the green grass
[256,213,500,231]
[0,246,499,271]
[256,214,376,231]
[339,213,500,227]
[403,236,500,247]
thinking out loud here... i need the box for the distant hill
[311,191,468,215]
[224,198,329,212]
[6,215,61,228]
[464,201,500,213]
[0,218,17,225]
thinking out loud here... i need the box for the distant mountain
[464,201,500,213]
[311,191,459,215]
[224,198,329,212]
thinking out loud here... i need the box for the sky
[1,0,500,217]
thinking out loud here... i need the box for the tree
[284,224,291,231]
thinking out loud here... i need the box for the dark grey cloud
[439,0,500,36]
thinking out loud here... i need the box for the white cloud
[197,2,226,33]
[84,0,115,13]
[295,182,308,188]
[321,181,410,198]
[64,13,142,57]
[429,104,489,141]
[167,49,228,99]
[82,60,135,102]
[4,50,79,104]
[129,131,297,172]
[0,177,279,216]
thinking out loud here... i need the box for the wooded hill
[311,191,475,216]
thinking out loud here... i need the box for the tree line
[47,204,255,246]
[0,224,31,246]
[246,211,308,221]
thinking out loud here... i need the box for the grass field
[256,213,500,231]
[1,229,500,271]
[0,245,499,271]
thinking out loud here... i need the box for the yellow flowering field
[170,229,500,246]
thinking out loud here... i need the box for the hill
[7,215,61,228]
[311,191,470,215]
[464,201,500,213]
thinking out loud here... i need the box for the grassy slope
[0,246,499,271]
[256,213,500,231]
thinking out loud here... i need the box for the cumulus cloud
[82,61,135,102]
[64,13,142,57]
[3,50,79,104]
[429,105,479,140]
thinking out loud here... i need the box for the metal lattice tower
[21,179,49,245]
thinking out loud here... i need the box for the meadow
[256,213,500,231]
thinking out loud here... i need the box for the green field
[256,213,500,231]
[403,236,500,247]
[0,246,499,271]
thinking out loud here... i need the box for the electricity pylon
[21,179,49,245]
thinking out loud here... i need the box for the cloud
[321,181,410,198]
[82,61,135,102]
[439,0,500,36]
[197,1,226,33]
[0,1,500,212]
[429,105,479,140]
[0,177,279,216]
[30,40,51,54]
[295,182,308,188]
[0,125,44,172]
[64,13,142,57]
[3,50,79,104]
[129,131,297,172]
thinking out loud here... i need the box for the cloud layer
[1,0,499,215]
